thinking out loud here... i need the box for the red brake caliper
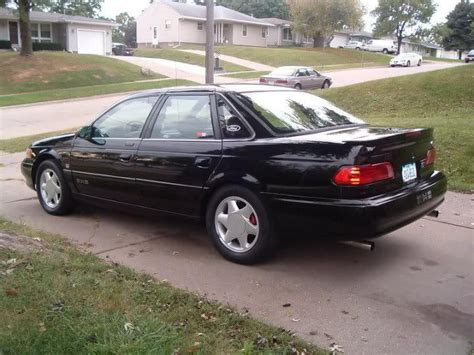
[249,213,257,225]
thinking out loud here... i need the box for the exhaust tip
[341,240,375,251]
[427,210,440,218]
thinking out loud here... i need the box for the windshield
[270,67,296,76]
[239,91,365,135]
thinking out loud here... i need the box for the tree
[372,0,436,55]
[287,0,364,48]
[113,12,137,47]
[216,0,290,20]
[428,23,452,46]
[442,0,474,59]
[34,0,104,17]
[2,0,34,56]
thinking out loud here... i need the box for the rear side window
[217,96,251,139]
[151,95,214,139]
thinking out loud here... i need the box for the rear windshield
[239,91,364,135]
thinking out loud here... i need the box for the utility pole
[205,0,214,84]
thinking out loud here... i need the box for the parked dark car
[112,43,134,56]
[21,85,447,264]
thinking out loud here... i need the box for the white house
[0,7,116,55]
[137,0,274,48]
[262,18,312,47]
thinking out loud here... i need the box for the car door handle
[195,157,212,169]
[119,153,132,162]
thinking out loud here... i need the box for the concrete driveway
[0,152,472,354]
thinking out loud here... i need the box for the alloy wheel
[214,196,259,253]
[40,168,62,209]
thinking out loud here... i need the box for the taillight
[259,77,266,83]
[333,162,395,186]
[424,147,436,166]
[276,79,288,84]
[25,147,35,159]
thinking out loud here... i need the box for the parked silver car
[259,66,332,90]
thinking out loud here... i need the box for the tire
[36,159,74,215]
[355,47,360,51]
[205,185,276,264]
[406,60,411,67]
[383,49,388,54]
[294,83,302,90]
[390,65,395,67]
[322,80,330,89]
[418,60,421,66]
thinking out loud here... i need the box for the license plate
[402,162,417,183]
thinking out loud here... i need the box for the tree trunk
[312,35,325,48]
[397,35,403,55]
[458,49,462,60]
[18,0,33,56]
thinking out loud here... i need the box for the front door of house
[9,22,18,44]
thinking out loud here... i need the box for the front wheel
[36,160,74,215]
[418,60,421,66]
[406,60,411,67]
[383,49,388,54]
[294,83,302,90]
[322,80,330,89]
[206,185,276,264]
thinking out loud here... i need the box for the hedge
[32,42,64,51]
[0,40,11,49]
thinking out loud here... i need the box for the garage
[77,30,105,55]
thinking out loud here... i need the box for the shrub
[32,42,64,51]
[0,40,12,49]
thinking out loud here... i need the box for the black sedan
[21,85,447,264]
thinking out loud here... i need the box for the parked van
[363,39,397,54]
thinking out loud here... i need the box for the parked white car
[390,53,423,67]
[344,40,364,50]
[363,39,397,54]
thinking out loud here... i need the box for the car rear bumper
[265,171,447,240]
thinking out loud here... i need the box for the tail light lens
[276,79,288,84]
[424,147,436,166]
[333,162,395,186]
[259,77,266,83]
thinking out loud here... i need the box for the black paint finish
[21,85,447,240]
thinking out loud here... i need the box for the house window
[197,22,203,30]
[283,28,292,41]
[261,27,266,38]
[242,24,247,37]
[153,27,158,39]
[165,20,172,29]
[31,23,52,43]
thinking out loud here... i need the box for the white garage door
[77,30,105,55]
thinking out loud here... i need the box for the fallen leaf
[5,287,17,296]
[341,310,349,315]
[309,331,318,336]
[124,322,135,333]
[291,318,300,322]
[38,322,46,332]
[329,342,344,354]
[282,303,291,308]
[172,251,179,256]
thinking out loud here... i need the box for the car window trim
[216,93,256,141]
[143,92,219,141]
[88,94,162,140]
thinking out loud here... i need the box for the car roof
[128,84,292,98]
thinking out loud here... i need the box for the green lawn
[0,79,195,107]
[206,45,391,70]
[135,48,251,72]
[0,52,164,95]
[222,70,270,79]
[316,65,474,192]
[0,217,325,354]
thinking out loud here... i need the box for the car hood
[31,133,76,148]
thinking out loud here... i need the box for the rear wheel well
[32,154,57,189]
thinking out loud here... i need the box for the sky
[101,0,459,32]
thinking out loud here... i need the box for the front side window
[31,23,52,43]
[197,22,203,30]
[217,96,251,139]
[91,96,158,139]
[283,28,292,41]
[242,24,247,37]
[239,91,364,135]
[261,27,266,38]
[165,20,172,29]
[153,27,158,39]
[151,95,214,139]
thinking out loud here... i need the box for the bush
[0,40,11,49]
[32,42,64,51]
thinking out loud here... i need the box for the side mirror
[76,126,105,145]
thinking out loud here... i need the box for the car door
[135,93,222,216]
[309,69,324,88]
[69,95,159,204]
[296,69,311,89]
